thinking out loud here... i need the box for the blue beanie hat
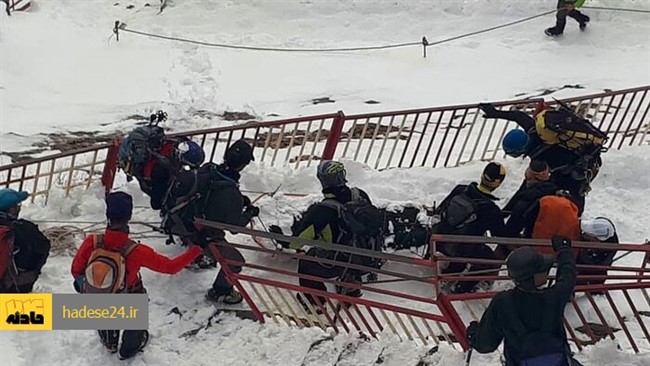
[106,192,133,222]
[0,188,30,212]
[502,129,529,157]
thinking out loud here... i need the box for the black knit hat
[106,192,133,222]
[480,162,506,191]
[224,140,255,169]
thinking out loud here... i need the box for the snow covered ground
[1,0,650,365]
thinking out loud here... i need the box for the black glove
[243,195,252,207]
[246,205,260,218]
[466,321,479,345]
[268,225,290,248]
[552,236,572,252]
[478,103,499,119]
[73,276,85,294]
[192,232,209,249]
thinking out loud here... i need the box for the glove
[478,103,499,119]
[192,232,209,249]
[73,275,85,293]
[268,225,291,248]
[466,321,479,345]
[552,236,572,252]
[243,195,252,207]
[246,205,260,218]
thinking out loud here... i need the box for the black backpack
[160,165,237,238]
[318,188,385,268]
[118,111,168,178]
[442,193,478,229]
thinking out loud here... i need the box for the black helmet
[316,160,347,190]
[224,140,254,170]
[506,247,553,291]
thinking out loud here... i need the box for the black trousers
[209,241,245,292]
[553,0,589,34]
[297,250,346,304]
[439,243,499,294]
[98,286,147,359]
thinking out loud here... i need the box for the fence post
[321,111,346,161]
[101,138,120,195]
[437,293,470,351]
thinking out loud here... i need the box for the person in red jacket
[71,192,203,360]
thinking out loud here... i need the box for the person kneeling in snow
[467,238,583,366]
[0,188,51,293]
[71,192,203,360]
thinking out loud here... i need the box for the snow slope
[1,1,650,365]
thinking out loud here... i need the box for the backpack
[0,225,18,291]
[161,165,237,238]
[507,294,572,366]
[442,193,478,229]
[318,188,385,268]
[83,235,138,293]
[118,112,168,178]
[534,106,607,156]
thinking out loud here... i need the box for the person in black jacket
[478,103,600,214]
[501,160,558,239]
[432,162,507,293]
[0,189,51,293]
[287,160,377,308]
[196,140,259,305]
[545,0,590,37]
[466,238,582,366]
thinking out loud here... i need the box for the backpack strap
[93,234,104,249]
[120,240,138,257]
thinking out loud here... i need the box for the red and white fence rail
[1,86,648,202]
[199,220,650,353]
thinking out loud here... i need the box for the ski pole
[256,216,284,251]
[465,348,473,366]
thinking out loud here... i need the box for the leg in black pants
[441,244,499,294]
[298,251,344,305]
[548,1,589,35]
[209,241,245,294]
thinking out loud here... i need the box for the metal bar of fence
[455,107,480,167]
[564,317,583,351]
[365,117,383,165]
[308,119,326,168]
[604,93,629,149]
[285,123,300,166]
[422,111,445,167]
[389,114,410,169]
[604,290,639,353]
[373,115,396,170]
[353,117,371,163]
[295,120,312,169]
[570,297,597,343]
[433,109,457,168]
[271,124,286,166]
[635,99,650,146]
[444,109,468,167]
[622,289,650,344]
[612,91,638,149]
[585,292,616,341]
[409,112,432,168]
[622,89,648,148]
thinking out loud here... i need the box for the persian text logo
[0,293,53,331]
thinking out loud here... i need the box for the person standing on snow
[430,162,507,293]
[71,192,204,360]
[200,140,259,305]
[467,238,583,366]
[545,0,590,37]
[0,188,51,293]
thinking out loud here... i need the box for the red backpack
[0,225,18,290]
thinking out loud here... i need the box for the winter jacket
[290,186,372,250]
[71,228,201,291]
[470,246,576,365]
[504,180,558,237]
[138,140,178,210]
[520,196,581,256]
[434,183,506,237]
[199,164,248,241]
[0,213,51,292]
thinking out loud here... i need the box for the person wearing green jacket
[545,0,590,37]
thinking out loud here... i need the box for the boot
[579,16,589,31]
[206,287,243,305]
[98,330,119,353]
[118,330,149,360]
[545,27,562,37]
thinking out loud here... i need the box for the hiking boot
[296,293,323,315]
[117,330,149,360]
[336,285,362,298]
[579,15,590,31]
[206,288,244,305]
[186,254,216,270]
[545,27,562,37]
[98,330,119,353]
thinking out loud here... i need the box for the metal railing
[198,220,650,352]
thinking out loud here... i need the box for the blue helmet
[502,129,529,157]
[317,160,347,190]
[177,140,205,168]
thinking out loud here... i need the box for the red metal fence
[1,86,648,201]
[199,220,650,353]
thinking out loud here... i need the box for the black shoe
[118,331,149,360]
[98,330,119,353]
[579,22,588,31]
[545,27,562,37]
[206,288,244,305]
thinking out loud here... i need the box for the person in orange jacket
[71,192,203,360]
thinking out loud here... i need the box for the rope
[582,6,650,14]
